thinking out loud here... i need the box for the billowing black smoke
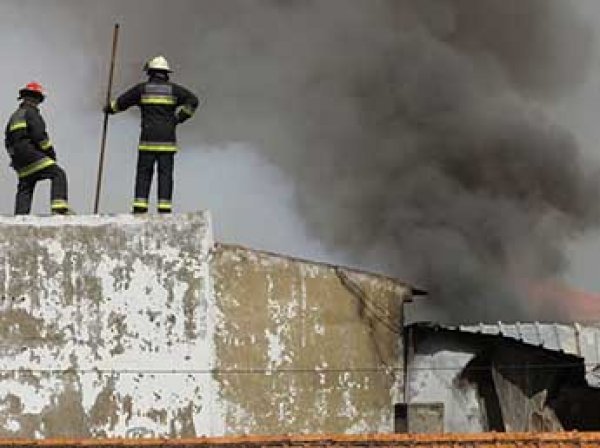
[32,0,600,321]
[195,0,599,322]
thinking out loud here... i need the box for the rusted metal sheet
[0,432,600,447]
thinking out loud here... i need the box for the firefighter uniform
[4,82,70,215]
[106,56,199,213]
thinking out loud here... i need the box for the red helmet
[19,81,46,101]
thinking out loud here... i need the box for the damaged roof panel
[416,322,600,387]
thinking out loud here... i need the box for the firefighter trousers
[15,164,69,215]
[133,151,174,213]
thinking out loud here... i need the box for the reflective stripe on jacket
[5,102,56,176]
[110,74,199,152]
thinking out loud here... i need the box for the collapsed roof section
[406,322,600,432]
[413,322,600,387]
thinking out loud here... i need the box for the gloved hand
[103,104,114,115]
[175,111,187,125]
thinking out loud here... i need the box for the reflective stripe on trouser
[133,198,149,210]
[51,199,69,211]
[18,157,55,178]
[15,164,68,215]
[158,200,172,213]
[134,151,174,211]
[138,141,177,152]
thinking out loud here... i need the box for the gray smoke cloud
[0,0,598,322]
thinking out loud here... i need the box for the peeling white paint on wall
[0,212,225,438]
[212,245,409,435]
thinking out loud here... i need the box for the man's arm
[174,84,200,124]
[26,109,56,160]
[105,84,143,114]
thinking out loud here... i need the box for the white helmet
[145,55,172,73]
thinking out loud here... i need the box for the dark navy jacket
[109,73,199,152]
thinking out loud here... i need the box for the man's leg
[157,152,174,213]
[15,176,36,215]
[133,152,156,213]
[28,165,71,214]
[46,165,70,214]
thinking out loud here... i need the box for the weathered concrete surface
[211,244,410,435]
[0,213,411,438]
[0,213,218,438]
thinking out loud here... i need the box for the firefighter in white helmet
[104,55,199,214]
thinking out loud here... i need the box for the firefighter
[104,55,199,214]
[5,82,71,215]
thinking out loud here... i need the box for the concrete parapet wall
[0,213,217,438]
[0,213,409,438]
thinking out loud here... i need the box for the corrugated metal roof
[415,322,600,387]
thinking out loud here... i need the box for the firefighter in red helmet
[4,82,72,215]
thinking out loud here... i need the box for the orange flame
[528,281,600,321]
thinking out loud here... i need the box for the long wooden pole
[94,23,120,214]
